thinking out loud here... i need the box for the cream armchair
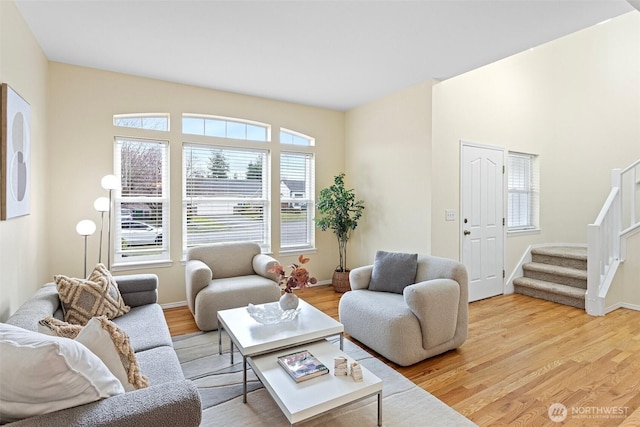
[339,253,468,366]
[185,242,282,331]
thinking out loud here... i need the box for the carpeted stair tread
[513,277,586,299]
[531,246,588,270]
[522,262,587,279]
[531,246,587,261]
[513,277,586,309]
[513,282,585,309]
[514,245,588,309]
[522,262,587,289]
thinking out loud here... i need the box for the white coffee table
[217,298,344,402]
[248,339,383,426]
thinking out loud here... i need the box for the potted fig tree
[315,173,365,292]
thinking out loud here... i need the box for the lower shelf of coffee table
[248,339,383,425]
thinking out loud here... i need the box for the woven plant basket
[332,270,351,293]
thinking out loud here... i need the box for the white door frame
[460,140,507,301]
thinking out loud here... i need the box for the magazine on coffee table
[277,349,329,383]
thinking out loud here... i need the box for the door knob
[463,230,471,236]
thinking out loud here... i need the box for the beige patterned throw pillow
[55,263,130,325]
[38,316,83,339]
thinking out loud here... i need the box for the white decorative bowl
[246,302,301,324]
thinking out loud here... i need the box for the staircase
[513,246,587,309]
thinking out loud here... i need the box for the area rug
[173,332,475,426]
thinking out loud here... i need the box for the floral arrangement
[269,255,317,293]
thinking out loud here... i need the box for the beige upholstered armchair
[185,242,282,331]
[339,252,468,366]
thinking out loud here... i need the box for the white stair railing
[620,159,640,234]
[587,159,640,316]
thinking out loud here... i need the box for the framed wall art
[1,83,31,220]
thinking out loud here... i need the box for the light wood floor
[163,286,640,426]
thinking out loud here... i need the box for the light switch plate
[445,209,456,221]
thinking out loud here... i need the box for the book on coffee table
[277,349,329,383]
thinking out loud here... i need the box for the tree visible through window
[208,151,230,179]
[113,114,169,131]
[182,115,317,255]
[114,137,169,264]
[183,144,269,253]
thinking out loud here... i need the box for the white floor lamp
[101,174,120,270]
[94,197,110,264]
[76,220,96,278]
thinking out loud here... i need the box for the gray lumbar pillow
[368,250,418,294]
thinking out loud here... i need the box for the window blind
[508,152,538,230]
[114,137,170,263]
[280,152,315,250]
[183,144,269,252]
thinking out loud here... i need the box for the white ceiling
[14,0,636,111]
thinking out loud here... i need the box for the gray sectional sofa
[3,274,202,426]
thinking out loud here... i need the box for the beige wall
[0,1,49,321]
[345,80,435,267]
[46,63,345,305]
[431,12,640,279]
[607,229,640,311]
[622,231,640,308]
[2,0,639,318]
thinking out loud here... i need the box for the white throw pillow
[37,316,149,392]
[0,323,124,423]
[75,317,148,392]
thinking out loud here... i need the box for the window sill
[279,248,317,256]
[507,228,541,237]
[111,259,173,272]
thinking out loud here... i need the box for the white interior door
[461,142,505,302]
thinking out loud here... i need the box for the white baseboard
[161,301,188,309]
[606,301,640,314]
[311,280,332,286]
[505,245,533,294]
[621,302,640,311]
